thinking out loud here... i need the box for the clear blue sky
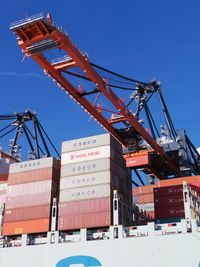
[0,0,200,156]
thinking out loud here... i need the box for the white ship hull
[0,223,200,267]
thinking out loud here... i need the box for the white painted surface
[9,157,57,173]
[60,171,112,189]
[60,158,112,177]
[61,146,113,164]
[0,230,199,267]
[59,184,111,202]
[0,183,7,191]
[62,133,116,153]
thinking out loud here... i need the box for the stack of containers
[58,133,132,230]
[154,185,184,221]
[132,175,200,221]
[0,158,9,235]
[2,157,60,236]
[132,185,156,220]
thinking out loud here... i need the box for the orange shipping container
[157,175,200,187]
[58,212,111,230]
[133,193,154,204]
[132,184,156,195]
[2,218,49,235]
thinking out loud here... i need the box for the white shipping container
[0,183,8,191]
[62,133,117,153]
[60,158,129,179]
[59,184,111,202]
[136,202,155,212]
[61,158,112,177]
[60,171,113,189]
[7,180,52,197]
[9,157,58,174]
[61,146,114,165]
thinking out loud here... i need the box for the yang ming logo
[56,255,102,267]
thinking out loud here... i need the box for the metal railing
[10,13,45,31]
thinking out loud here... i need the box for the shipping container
[61,146,114,165]
[132,184,156,195]
[59,198,111,216]
[154,185,183,197]
[0,195,7,204]
[157,175,200,187]
[136,202,154,212]
[0,183,7,191]
[133,193,154,204]
[9,157,59,173]
[190,184,200,192]
[155,204,185,220]
[0,173,8,182]
[8,168,55,185]
[4,204,50,223]
[58,212,111,230]
[60,171,113,190]
[126,154,149,168]
[59,184,111,202]
[61,133,122,153]
[2,218,50,235]
[7,180,52,197]
[5,193,51,209]
[61,158,127,178]
[0,189,7,196]
[154,195,183,207]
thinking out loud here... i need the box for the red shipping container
[59,198,111,216]
[154,195,183,207]
[155,204,185,219]
[4,204,50,223]
[126,154,149,168]
[8,168,54,185]
[190,184,200,193]
[2,218,50,235]
[0,173,8,182]
[58,211,111,230]
[154,185,183,197]
[5,193,51,209]
[192,182,200,187]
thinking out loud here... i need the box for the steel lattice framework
[10,13,200,181]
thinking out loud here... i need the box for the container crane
[10,13,200,183]
[0,110,60,161]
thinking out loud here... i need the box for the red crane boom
[10,13,181,179]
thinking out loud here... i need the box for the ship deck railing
[0,219,199,248]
